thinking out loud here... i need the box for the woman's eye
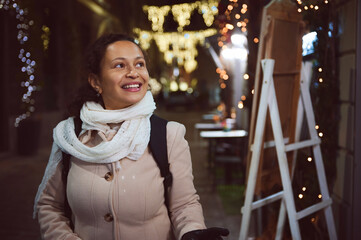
[136,62,145,67]
[115,63,125,68]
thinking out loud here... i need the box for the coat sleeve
[36,160,81,240]
[166,122,207,240]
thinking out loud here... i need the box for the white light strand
[0,0,37,127]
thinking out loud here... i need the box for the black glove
[181,227,230,240]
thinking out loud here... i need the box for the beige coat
[37,121,206,240]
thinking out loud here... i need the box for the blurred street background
[1,0,360,239]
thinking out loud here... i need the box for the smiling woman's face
[89,40,149,110]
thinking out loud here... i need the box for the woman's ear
[88,74,102,94]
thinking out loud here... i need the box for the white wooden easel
[239,59,337,240]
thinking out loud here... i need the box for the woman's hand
[181,227,230,240]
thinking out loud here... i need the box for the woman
[33,33,229,240]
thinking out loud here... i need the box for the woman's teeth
[122,84,140,89]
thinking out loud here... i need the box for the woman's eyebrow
[111,56,145,62]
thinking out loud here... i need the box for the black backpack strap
[149,114,173,215]
[62,116,82,228]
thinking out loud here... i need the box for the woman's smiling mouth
[121,83,142,90]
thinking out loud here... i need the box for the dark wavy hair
[67,33,146,117]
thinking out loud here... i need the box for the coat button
[104,213,114,222]
[104,172,113,181]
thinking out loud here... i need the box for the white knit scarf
[33,91,156,218]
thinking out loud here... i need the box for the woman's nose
[126,68,139,78]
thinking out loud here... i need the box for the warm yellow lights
[318,67,323,72]
[251,89,255,94]
[243,73,249,80]
[226,23,234,30]
[307,157,313,162]
[143,0,219,33]
[179,82,189,91]
[241,95,246,101]
[172,3,195,31]
[238,101,244,109]
[319,132,324,137]
[139,1,219,73]
[319,78,323,83]
[318,194,322,199]
[315,125,319,129]
[253,37,259,43]
[302,187,306,191]
[297,2,323,12]
[143,5,170,32]
[298,194,304,199]
[41,25,50,51]
[220,83,226,89]
[170,81,179,92]
[134,28,217,73]
[149,78,162,95]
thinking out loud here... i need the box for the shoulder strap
[62,116,82,228]
[149,114,173,215]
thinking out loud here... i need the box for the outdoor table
[200,129,248,184]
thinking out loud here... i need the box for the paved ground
[0,108,241,240]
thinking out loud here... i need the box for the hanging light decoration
[136,0,219,73]
[1,0,38,127]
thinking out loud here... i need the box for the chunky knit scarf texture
[33,91,156,218]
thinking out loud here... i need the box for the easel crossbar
[241,191,284,213]
[284,138,321,152]
[250,138,289,151]
[296,199,332,220]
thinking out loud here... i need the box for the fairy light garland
[137,1,219,73]
[295,0,328,13]
[216,0,249,89]
[134,28,217,73]
[142,5,170,32]
[143,0,219,33]
[0,0,38,127]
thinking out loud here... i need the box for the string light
[143,0,219,33]
[1,0,38,127]
[307,157,313,162]
[243,73,249,80]
[315,125,320,129]
[134,28,217,73]
[298,194,304,199]
[41,25,50,51]
[139,1,218,73]
[296,0,326,13]
[143,5,170,32]
[318,194,322,199]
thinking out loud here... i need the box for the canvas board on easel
[246,0,304,195]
